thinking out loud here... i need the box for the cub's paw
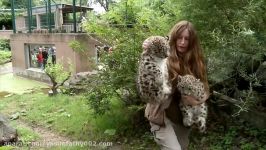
[163,86,172,95]
[196,119,206,133]
[183,118,193,127]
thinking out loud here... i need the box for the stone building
[9,3,102,82]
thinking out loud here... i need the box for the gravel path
[16,120,123,149]
[16,120,72,148]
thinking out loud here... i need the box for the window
[27,44,56,70]
[25,15,37,29]
[40,13,55,28]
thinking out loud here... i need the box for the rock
[64,71,98,94]
[10,112,20,120]
[48,89,61,96]
[48,90,54,96]
[0,114,18,145]
[71,71,97,83]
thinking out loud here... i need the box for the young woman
[144,20,209,150]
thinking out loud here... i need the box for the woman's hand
[181,95,202,106]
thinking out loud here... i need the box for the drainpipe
[42,0,49,29]
[44,0,48,29]
[30,0,33,31]
[72,0,77,33]
[48,0,52,33]
[27,0,32,33]
[11,0,16,33]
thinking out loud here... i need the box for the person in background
[42,48,48,69]
[2,25,6,30]
[36,48,43,69]
[49,46,56,64]
[31,50,37,67]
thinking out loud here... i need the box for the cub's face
[177,75,205,99]
[143,36,170,58]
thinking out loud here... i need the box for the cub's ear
[177,75,182,81]
[142,40,150,50]
[165,35,169,41]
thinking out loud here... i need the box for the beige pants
[150,116,190,150]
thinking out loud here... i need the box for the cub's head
[177,74,207,101]
[142,36,170,58]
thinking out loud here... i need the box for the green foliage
[1,89,265,150]
[89,97,132,138]
[0,50,11,64]
[45,59,73,94]
[176,0,266,115]
[83,0,181,117]
[0,39,10,51]
[0,12,12,27]
[177,0,266,82]
[82,0,266,143]
[0,0,11,8]
[68,40,86,53]
[16,125,40,144]
[190,119,266,149]
[86,84,112,116]
[45,60,71,84]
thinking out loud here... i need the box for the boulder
[64,71,98,94]
[0,114,18,145]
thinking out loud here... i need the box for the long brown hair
[167,20,209,89]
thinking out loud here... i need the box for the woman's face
[176,29,189,53]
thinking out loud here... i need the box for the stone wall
[0,30,13,39]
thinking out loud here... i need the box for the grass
[0,50,11,65]
[1,73,264,149]
[15,125,40,143]
[1,93,91,140]
[0,73,49,95]
[0,72,158,149]
[0,91,158,149]
[1,90,265,149]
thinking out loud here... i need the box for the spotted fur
[177,75,208,132]
[137,36,171,104]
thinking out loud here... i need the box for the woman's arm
[181,94,209,106]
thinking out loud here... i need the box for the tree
[45,59,73,95]
[0,0,11,8]
[86,0,265,113]
[83,0,177,115]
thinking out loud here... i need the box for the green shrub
[83,0,266,139]
[0,50,11,64]
[0,39,10,51]
[44,58,73,95]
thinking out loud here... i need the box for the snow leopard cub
[137,36,172,104]
[177,74,208,132]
